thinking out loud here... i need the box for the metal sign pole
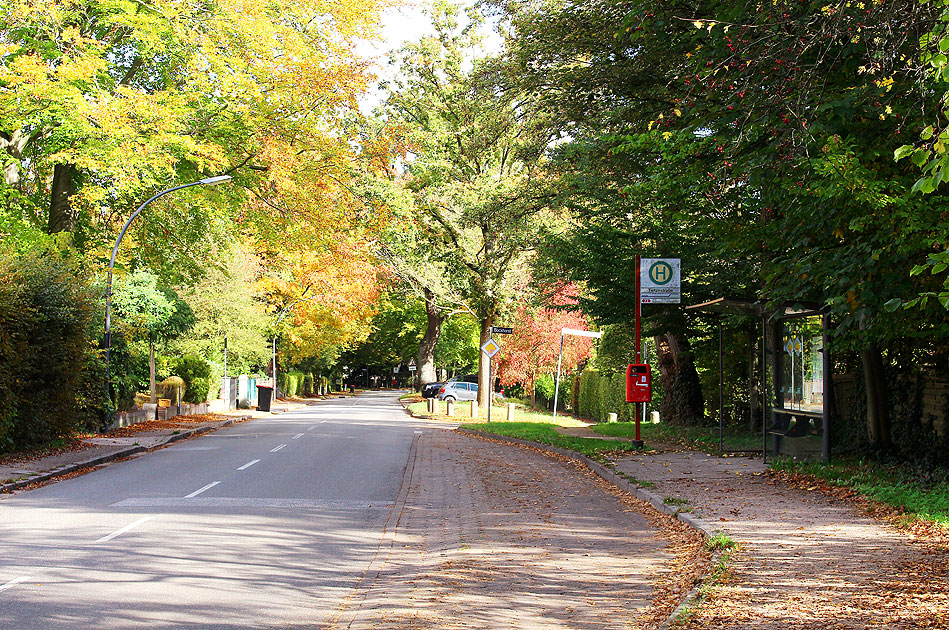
[635,255,643,446]
[552,332,565,424]
[487,340,493,424]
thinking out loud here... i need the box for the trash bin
[257,385,273,412]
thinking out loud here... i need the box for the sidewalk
[0,395,342,494]
[597,434,949,629]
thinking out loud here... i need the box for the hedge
[0,248,99,450]
[577,369,638,422]
[278,370,306,397]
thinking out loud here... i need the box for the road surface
[0,391,674,629]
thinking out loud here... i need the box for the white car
[437,381,478,402]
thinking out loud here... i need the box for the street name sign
[491,326,513,335]
[640,258,681,304]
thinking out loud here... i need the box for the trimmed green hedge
[577,369,637,422]
[278,370,306,397]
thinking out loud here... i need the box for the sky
[356,1,504,113]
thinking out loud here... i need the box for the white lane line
[270,444,287,452]
[306,426,317,431]
[414,431,423,434]
[237,459,260,471]
[184,481,220,498]
[0,577,31,593]
[291,433,304,440]
[94,515,154,544]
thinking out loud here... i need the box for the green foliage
[577,369,637,423]
[0,247,99,450]
[171,354,212,403]
[278,370,306,397]
[533,373,572,411]
[303,373,315,396]
[157,376,185,402]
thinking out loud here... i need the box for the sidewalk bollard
[428,397,435,413]
[469,400,478,419]
[651,411,660,423]
[507,402,515,421]
[608,412,618,423]
[446,400,455,417]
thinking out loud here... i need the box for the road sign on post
[481,338,502,423]
[491,326,513,335]
[640,258,681,304]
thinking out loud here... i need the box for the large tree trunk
[862,342,891,450]
[417,288,445,390]
[47,163,78,234]
[477,309,495,408]
[654,331,705,425]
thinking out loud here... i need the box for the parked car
[421,382,444,399]
[437,381,478,402]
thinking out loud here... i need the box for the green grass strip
[771,456,949,527]
[460,421,639,459]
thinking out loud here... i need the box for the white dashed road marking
[94,515,154,544]
[184,481,220,498]
[0,577,31,593]
[237,459,260,471]
[270,444,287,452]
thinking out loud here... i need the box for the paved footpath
[329,430,696,630]
[614,448,949,629]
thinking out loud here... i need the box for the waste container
[257,385,273,412]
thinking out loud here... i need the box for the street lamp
[552,327,603,424]
[102,175,232,426]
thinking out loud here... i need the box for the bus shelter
[686,298,832,462]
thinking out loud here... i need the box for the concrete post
[469,400,478,419]
[446,400,455,417]
[608,412,618,423]
[507,402,515,421]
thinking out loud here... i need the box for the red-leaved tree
[497,285,594,406]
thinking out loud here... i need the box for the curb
[1,415,252,494]
[455,428,721,629]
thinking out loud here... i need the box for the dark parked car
[421,382,444,398]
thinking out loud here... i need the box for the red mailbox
[626,364,652,403]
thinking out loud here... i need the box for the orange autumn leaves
[497,285,595,400]
[257,241,384,363]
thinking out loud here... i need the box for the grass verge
[591,422,762,452]
[410,400,588,426]
[459,421,639,460]
[770,456,949,529]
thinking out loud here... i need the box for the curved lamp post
[102,175,232,426]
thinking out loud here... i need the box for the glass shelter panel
[781,317,823,413]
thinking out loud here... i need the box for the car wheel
[444,396,455,403]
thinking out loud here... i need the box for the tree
[112,270,194,403]
[171,244,270,376]
[497,284,593,406]
[380,1,559,406]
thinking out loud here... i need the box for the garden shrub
[171,354,212,403]
[0,247,98,450]
[157,376,186,402]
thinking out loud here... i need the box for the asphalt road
[0,391,425,629]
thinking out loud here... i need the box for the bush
[578,368,638,422]
[303,373,314,396]
[157,376,186,402]
[278,370,305,397]
[0,247,99,450]
[171,354,212,403]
